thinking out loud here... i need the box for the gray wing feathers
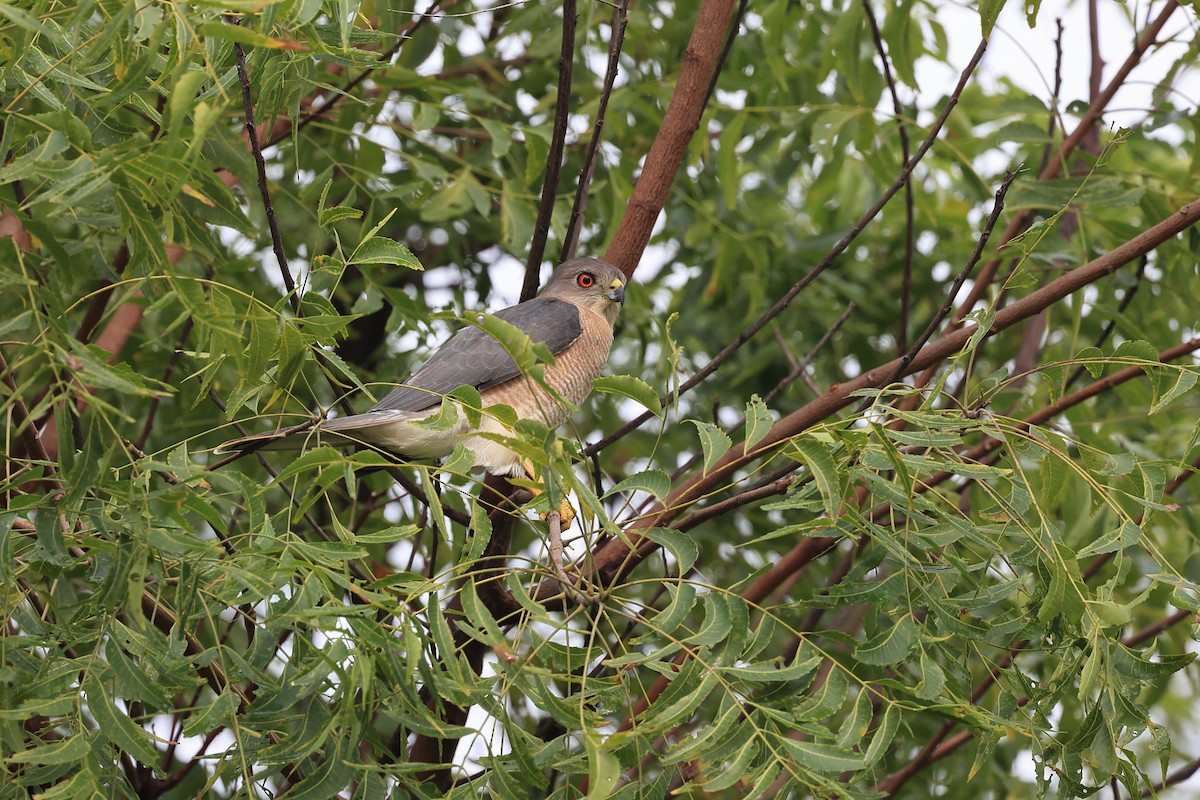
[369,296,582,413]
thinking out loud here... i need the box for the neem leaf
[592,375,663,418]
[688,420,732,474]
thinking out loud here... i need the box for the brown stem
[574,196,1200,594]
[602,0,739,276]
[953,0,1179,322]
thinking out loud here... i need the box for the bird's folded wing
[369,296,583,413]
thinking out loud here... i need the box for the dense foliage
[3,0,1200,797]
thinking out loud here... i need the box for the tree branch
[521,1,578,301]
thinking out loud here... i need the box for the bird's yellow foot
[522,459,576,529]
[541,498,576,530]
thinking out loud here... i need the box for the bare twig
[521,1,578,301]
[562,0,629,262]
[546,511,601,606]
[876,167,1017,392]
[234,35,299,313]
[862,0,915,354]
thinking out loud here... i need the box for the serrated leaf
[348,236,423,268]
[585,732,620,800]
[1038,543,1087,624]
[864,704,900,768]
[84,674,162,771]
[592,375,663,417]
[197,21,306,49]
[688,420,732,474]
[354,525,419,544]
[1151,369,1197,414]
[698,738,760,791]
[480,118,512,158]
[283,740,353,800]
[777,737,866,772]
[1112,339,1159,371]
[744,393,773,451]
[916,650,946,700]
[642,527,698,574]
[605,469,671,501]
[856,614,918,665]
[182,691,239,736]
[789,437,842,519]
[6,733,92,765]
[979,0,1007,36]
[1077,521,1141,558]
[836,689,872,748]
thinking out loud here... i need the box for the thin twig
[546,510,601,606]
[764,302,856,408]
[570,197,1200,596]
[953,0,1179,322]
[1063,256,1147,389]
[234,34,299,313]
[562,0,629,262]
[862,0,915,355]
[267,1,458,148]
[521,1,578,302]
[874,167,1018,393]
[136,317,194,450]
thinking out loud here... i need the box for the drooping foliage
[3,1,1200,798]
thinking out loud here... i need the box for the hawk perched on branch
[219,258,627,478]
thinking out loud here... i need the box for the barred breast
[463,307,614,474]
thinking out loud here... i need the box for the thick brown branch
[602,0,738,277]
[575,197,1200,592]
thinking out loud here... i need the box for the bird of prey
[219,258,626,480]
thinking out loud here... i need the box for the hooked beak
[607,279,626,304]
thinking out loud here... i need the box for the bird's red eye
[577,272,595,288]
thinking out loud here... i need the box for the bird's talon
[540,499,576,530]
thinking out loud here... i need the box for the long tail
[215,411,410,456]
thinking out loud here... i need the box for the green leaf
[641,582,697,640]
[1038,542,1087,624]
[354,525,420,544]
[864,704,900,768]
[978,0,1007,36]
[915,650,947,700]
[1151,369,1197,414]
[348,237,423,268]
[283,740,353,800]
[744,393,773,451]
[6,733,92,765]
[605,469,671,501]
[1076,521,1141,558]
[197,21,306,49]
[182,691,239,737]
[789,437,842,519]
[777,737,867,772]
[585,732,620,799]
[592,375,663,417]
[856,614,918,665]
[688,420,732,474]
[643,525,700,575]
[84,673,163,772]
[481,118,512,158]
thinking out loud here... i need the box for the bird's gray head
[541,258,626,327]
